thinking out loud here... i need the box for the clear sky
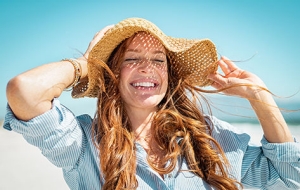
[1,0,300,120]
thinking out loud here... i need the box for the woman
[4,18,300,189]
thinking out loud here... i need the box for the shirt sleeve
[3,99,91,171]
[208,116,300,189]
[241,135,300,189]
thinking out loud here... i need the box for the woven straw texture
[72,17,218,98]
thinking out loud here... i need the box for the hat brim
[72,18,218,98]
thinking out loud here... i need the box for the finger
[94,25,115,38]
[217,59,231,75]
[98,25,114,36]
[84,25,115,58]
[101,24,115,33]
[208,73,228,87]
[210,80,222,90]
[221,56,239,73]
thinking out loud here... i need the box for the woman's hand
[208,56,267,99]
[208,56,293,142]
[83,25,114,59]
[75,25,115,80]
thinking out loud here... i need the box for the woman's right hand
[74,25,115,82]
[83,25,114,59]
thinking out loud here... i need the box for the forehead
[126,32,165,52]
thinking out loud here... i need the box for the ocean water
[205,95,300,125]
[205,95,300,143]
[232,122,300,144]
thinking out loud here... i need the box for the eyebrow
[153,50,166,55]
[126,49,166,55]
[126,49,141,53]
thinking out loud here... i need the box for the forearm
[248,90,293,143]
[6,57,87,121]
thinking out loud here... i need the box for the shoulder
[204,115,246,135]
[204,115,251,151]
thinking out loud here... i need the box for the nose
[137,58,153,73]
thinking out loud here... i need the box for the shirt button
[168,174,172,178]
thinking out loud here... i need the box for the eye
[124,58,139,62]
[123,58,141,66]
[154,59,164,63]
[152,59,166,67]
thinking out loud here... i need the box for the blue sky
[1,0,300,120]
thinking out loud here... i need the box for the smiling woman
[119,32,168,113]
[3,17,300,190]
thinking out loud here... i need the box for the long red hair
[92,33,242,189]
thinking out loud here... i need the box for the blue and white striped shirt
[4,99,300,189]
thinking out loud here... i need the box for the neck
[126,105,166,172]
[125,106,157,139]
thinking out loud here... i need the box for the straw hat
[72,17,218,98]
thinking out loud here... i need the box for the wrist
[75,57,88,79]
[62,58,82,91]
[248,89,276,109]
[244,83,268,100]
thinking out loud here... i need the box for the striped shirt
[4,99,300,189]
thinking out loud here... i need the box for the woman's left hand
[208,56,267,99]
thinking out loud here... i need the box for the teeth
[132,82,155,87]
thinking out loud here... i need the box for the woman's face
[118,32,168,112]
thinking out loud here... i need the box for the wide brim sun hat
[72,17,218,98]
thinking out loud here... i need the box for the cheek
[118,67,133,92]
[159,67,168,81]
[159,68,168,91]
[119,66,131,80]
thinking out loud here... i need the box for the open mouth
[131,82,159,89]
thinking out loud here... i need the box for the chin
[138,100,161,108]
[138,95,164,106]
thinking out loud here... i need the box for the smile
[131,82,158,88]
